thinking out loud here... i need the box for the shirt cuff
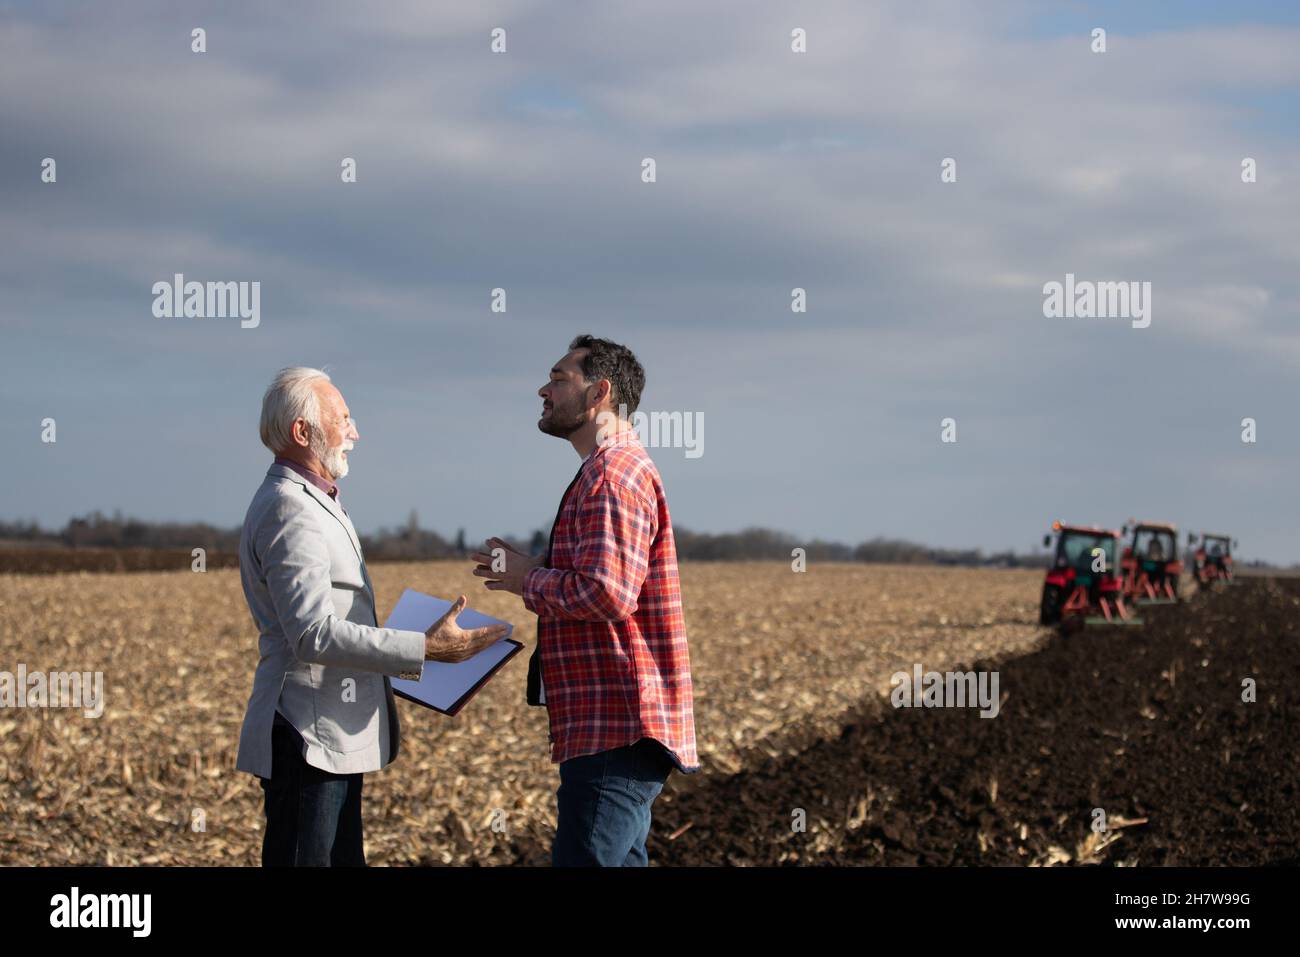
[522,565,550,614]
[393,628,425,680]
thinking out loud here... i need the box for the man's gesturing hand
[424,594,508,662]
[471,537,542,597]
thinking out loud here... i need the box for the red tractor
[1120,520,1182,605]
[1188,532,1237,586]
[1040,522,1137,628]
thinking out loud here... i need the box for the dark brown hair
[569,334,645,415]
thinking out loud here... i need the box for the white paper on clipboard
[383,588,519,715]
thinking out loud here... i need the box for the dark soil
[651,578,1300,865]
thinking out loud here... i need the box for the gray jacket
[235,463,425,778]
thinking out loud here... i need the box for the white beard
[311,432,353,480]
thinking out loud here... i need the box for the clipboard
[383,588,523,716]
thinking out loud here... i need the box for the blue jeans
[553,738,674,867]
[260,713,366,867]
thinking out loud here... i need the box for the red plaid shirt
[523,431,700,771]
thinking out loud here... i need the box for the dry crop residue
[1,561,1063,864]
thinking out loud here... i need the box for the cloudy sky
[3,1,1298,561]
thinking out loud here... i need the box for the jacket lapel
[267,464,365,565]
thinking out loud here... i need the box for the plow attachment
[1084,614,1145,626]
[1064,587,1142,627]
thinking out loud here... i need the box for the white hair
[259,367,331,454]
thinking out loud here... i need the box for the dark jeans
[260,713,366,867]
[553,737,674,867]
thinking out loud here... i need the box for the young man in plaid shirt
[472,335,699,866]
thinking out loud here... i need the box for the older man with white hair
[235,367,507,866]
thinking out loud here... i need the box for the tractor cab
[1120,520,1182,604]
[1057,528,1117,577]
[1040,522,1134,628]
[1189,532,1237,585]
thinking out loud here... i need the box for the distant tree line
[672,527,1050,567]
[0,512,1058,568]
[0,512,243,551]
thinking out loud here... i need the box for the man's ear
[290,417,312,448]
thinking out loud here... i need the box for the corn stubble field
[1,562,1293,866]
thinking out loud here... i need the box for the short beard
[310,428,351,480]
[538,402,586,439]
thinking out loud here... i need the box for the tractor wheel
[1039,584,1063,625]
